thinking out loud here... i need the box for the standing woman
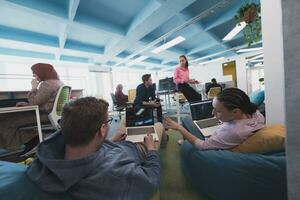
[174,55,202,102]
[0,63,64,150]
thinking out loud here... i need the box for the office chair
[207,87,222,99]
[128,89,136,103]
[47,85,72,129]
[1,86,72,161]
[110,93,125,120]
[18,85,72,132]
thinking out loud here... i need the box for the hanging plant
[234,3,262,46]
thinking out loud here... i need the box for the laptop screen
[126,105,154,127]
[190,100,214,120]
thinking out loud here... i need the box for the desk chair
[110,93,125,120]
[207,87,222,99]
[128,89,136,103]
[18,85,72,132]
[5,85,72,160]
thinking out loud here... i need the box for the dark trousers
[134,105,163,123]
[177,83,202,103]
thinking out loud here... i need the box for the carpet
[159,130,208,200]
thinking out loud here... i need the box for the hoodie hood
[27,132,112,193]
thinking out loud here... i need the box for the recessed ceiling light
[151,36,186,54]
[223,21,246,41]
[237,47,263,53]
[127,56,148,66]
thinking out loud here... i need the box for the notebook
[125,106,158,143]
[190,100,221,136]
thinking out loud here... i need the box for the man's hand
[144,134,156,151]
[111,127,127,142]
[153,101,161,108]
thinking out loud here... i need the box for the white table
[0,105,43,142]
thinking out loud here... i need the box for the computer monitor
[158,77,176,92]
[189,100,214,120]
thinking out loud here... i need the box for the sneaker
[177,139,184,145]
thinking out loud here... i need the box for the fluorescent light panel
[248,54,263,61]
[151,36,186,54]
[127,56,148,66]
[237,47,263,53]
[223,21,246,41]
[198,57,225,65]
[249,59,264,63]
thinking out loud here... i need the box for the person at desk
[27,97,160,200]
[0,63,63,150]
[134,74,162,122]
[174,55,202,102]
[115,84,128,106]
[206,78,222,94]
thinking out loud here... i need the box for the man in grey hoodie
[27,97,160,200]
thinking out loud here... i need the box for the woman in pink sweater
[165,88,265,150]
[174,55,202,102]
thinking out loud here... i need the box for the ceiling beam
[102,0,196,63]
[57,0,80,60]
[0,0,124,38]
[177,7,236,57]
[112,0,235,68]
[68,0,80,20]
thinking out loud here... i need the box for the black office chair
[110,93,125,120]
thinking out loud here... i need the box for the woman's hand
[111,127,127,142]
[16,102,29,107]
[31,79,39,89]
[164,117,182,131]
[188,79,199,84]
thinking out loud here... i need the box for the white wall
[189,53,257,93]
[261,0,285,125]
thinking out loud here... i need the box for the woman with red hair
[0,63,64,151]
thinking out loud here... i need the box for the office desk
[0,89,84,100]
[0,106,43,142]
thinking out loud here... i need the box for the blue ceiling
[0,0,261,71]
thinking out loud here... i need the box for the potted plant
[235,3,261,46]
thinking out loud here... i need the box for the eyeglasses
[104,117,113,125]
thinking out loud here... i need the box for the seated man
[134,74,162,122]
[115,84,128,106]
[26,97,160,200]
[206,78,222,94]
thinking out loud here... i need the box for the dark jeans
[134,105,163,123]
[177,83,202,103]
[181,116,205,140]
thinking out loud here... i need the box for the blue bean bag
[180,141,287,200]
[0,161,70,200]
[250,90,265,106]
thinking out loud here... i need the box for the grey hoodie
[27,132,160,200]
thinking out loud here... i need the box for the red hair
[31,63,59,81]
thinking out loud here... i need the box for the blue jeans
[181,116,205,140]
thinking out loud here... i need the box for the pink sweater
[194,111,265,150]
[173,66,189,84]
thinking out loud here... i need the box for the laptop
[190,100,221,137]
[125,105,158,143]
